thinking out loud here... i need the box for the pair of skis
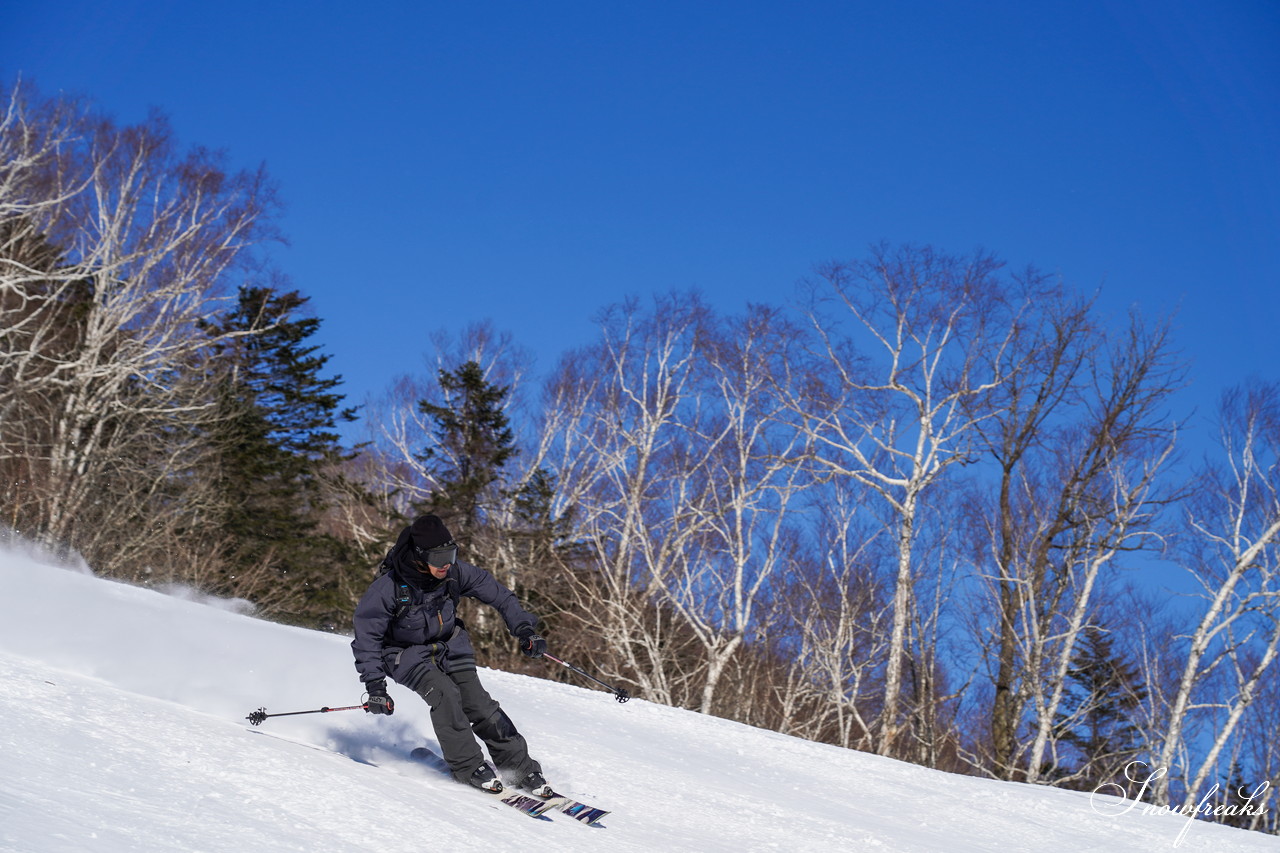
[409,748,610,827]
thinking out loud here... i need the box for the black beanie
[410,515,453,550]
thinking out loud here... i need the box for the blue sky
[4,1,1278,438]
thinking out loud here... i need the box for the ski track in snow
[1,547,1276,852]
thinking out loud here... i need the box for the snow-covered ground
[0,542,1275,852]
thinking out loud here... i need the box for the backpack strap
[445,575,464,630]
[377,544,415,621]
[394,577,413,620]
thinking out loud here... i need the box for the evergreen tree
[505,465,585,635]
[1058,624,1147,791]
[1214,761,1266,830]
[415,359,575,567]
[416,360,516,542]
[415,360,578,673]
[201,285,359,626]
[509,467,580,567]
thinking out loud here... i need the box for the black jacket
[350,529,538,687]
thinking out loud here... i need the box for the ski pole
[541,652,631,703]
[245,703,367,726]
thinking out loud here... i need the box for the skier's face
[412,541,456,579]
[410,559,451,579]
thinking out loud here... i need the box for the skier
[351,514,551,796]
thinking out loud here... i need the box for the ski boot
[516,769,555,799]
[467,762,504,794]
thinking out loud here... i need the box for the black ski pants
[413,666,541,783]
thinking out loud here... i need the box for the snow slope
[0,543,1275,852]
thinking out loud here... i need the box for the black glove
[516,626,547,659]
[364,678,395,715]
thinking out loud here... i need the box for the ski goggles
[414,540,457,567]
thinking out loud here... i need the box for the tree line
[3,81,1277,835]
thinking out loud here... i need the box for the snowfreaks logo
[1089,761,1271,848]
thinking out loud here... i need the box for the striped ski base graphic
[499,790,560,819]
[556,798,610,827]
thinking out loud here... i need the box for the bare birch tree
[1236,659,1280,833]
[1,83,277,575]
[1152,381,1280,806]
[796,244,1028,756]
[776,481,889,748]
[0,83,95,531]
[975,292,1091,779]
[906,493,975,770]
[974,305,1181,782]
[1020,436,1174,784]
[662,304,815,714]
[540,294,713,707]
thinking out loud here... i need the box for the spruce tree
[202,286,358,626]
[1058,624,1147,791]
[416,360,577,672]
[1215,761,1265,830]
[416,360,516,541]
[415,359,573,565]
